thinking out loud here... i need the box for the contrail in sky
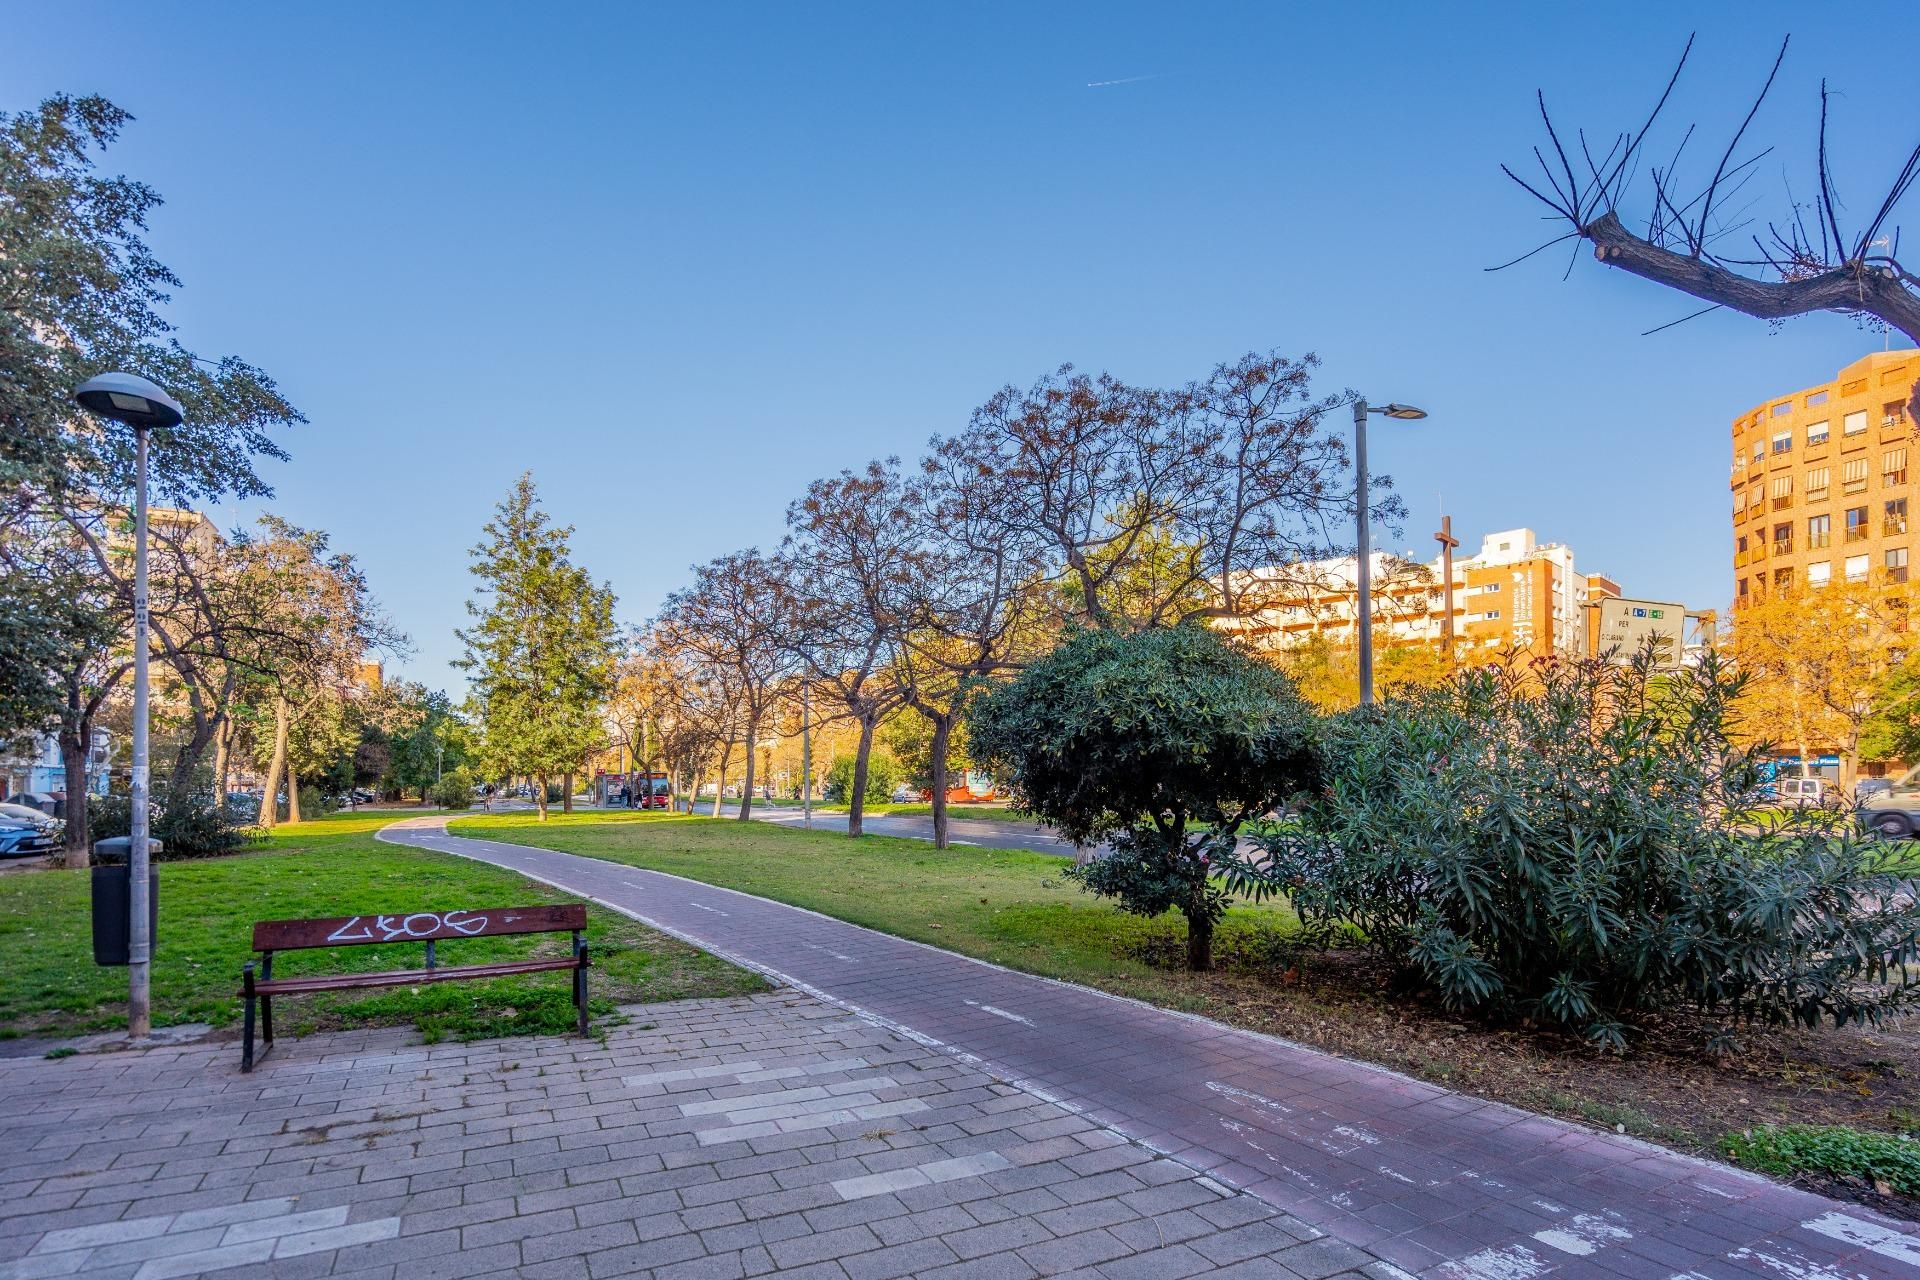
[1086,73,1167,88]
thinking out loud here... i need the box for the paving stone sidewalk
[383,816,1920,1280]
[0,991,1392,1280]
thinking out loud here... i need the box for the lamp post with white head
[1351,398,1428,708]
[73,373,184,1039]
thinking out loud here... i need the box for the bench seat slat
[249,957,579,996]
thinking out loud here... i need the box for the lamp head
[1380,403,1427,420]
[74,373,184,431]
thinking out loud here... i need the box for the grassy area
[448,810,1298,1009]
[1724,1124,1920,1195]
[0,812,765,1042]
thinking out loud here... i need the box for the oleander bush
[1248,648,1920,1049]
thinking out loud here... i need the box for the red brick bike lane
[382,816,1920,1279]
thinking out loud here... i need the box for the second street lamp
[1351,397,1428,708]
[73,372,185,1040]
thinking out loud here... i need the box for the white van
[1771,777,1834,808]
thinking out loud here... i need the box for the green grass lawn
[448,810,1298,1010]
[0,812,765,1042]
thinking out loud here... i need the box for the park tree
[1504,35,1919,421]
[890,439,1055,848]
[1728,577,1911,789]
[382,684,464,801]
[783,461,917,835]
[657,551,795,821]
[2,92,303,854]
[949,351,1383,632]
[969,625,1319,971]
[456,475,619,822]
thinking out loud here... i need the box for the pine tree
[455,474,618,821]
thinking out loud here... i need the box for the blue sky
[8,3,1917,688]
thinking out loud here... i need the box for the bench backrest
[252,904,587,953]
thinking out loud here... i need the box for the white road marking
[1332,1124,1381,1146]
[802,942,859,963]
[1533,1213,1631,1256]
[1728,1244,1873,1279]
[1439,1244,1552,1280]
[688,902,729,916]
[964,999,1035,1026]
[1204,1080,1294,1117]
[1801,1212,1920,1267]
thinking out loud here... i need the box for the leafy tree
[1252,649,1920,1049]
[1729,576,1910,788]
[456,474,618,822]
[382,684,464,800]
[825,749,898,805]
[881,709,970,793]
[969,625,1319,971]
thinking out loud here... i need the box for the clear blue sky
[8,3,1916,689]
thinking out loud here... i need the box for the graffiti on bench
[325,910,493,943]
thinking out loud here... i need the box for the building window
[1770,475,1793,508]
[1846,554,1871,582]
[1773,521,1793,553]
[1844,458,1870,493]
[1846,409,1870,436]
[1888,400,1911,428]
[1886,448,1908,486]
[1807,420,1831,446]
[1772,430,1793,454]
[1772,402,1793,417]
[1738,578,1750,598]
[1888,498,1909,535]
[1807,466,1831,500]
[1775,567,1794,588]
[1807,514,1831,549]
[1807,561,1832,587]
[1808,390,1830,407]
[1752,440,1765,462]
[1846,506,1870,542]
[1889,548,1910,584]
[1844,378,1868,395]
[1482,609,1501,620]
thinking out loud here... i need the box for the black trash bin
[91,836,162,967]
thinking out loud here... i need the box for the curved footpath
[383,815,1920,1279]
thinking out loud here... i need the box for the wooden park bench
[239,904,590,1071]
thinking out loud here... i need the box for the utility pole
[800,681,812,830]
[1434,513,1460,659]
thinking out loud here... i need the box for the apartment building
[1731,350,1920,603]
[1226,527,1621,660]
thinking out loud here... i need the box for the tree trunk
[711,743,730,818]
[1186,911,1215,972]
[537,773,549,822]
[260,696,290,829]
[738,712,759,821]
[928,715,952,850]
[287,763,302,824]
[848,714,877,839]
[562,771,574,814]
[60,726,91,870]
[212,714,231,800]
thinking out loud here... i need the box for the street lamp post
[1351,397,1428,708]
[74,373,184,1041]
[800,681,813,830]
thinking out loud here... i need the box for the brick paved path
[386,816,1920,1279]
[1,992,1389,1280]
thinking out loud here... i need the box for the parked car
[1856,778,1894,800]
[0,816,59,858]
[1768,776,1837,808]
[889,785,917,803]
[1862,765,1920,837]
[0,801,60,833]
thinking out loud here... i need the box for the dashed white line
[964,999,1035,1026]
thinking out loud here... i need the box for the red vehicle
[634,772,672,809]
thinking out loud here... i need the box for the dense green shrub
[1249,649,1920,1048]
[431,771,474,809]
[970,624,1317,970]
[297,784,334,819]
[824,751,898,804]
[1724,1125,1920,1194]
[88,781,258,860]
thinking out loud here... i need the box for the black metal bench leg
[573,934,590,1036]
[262,995,273,1050]
[241,963,257,1073]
